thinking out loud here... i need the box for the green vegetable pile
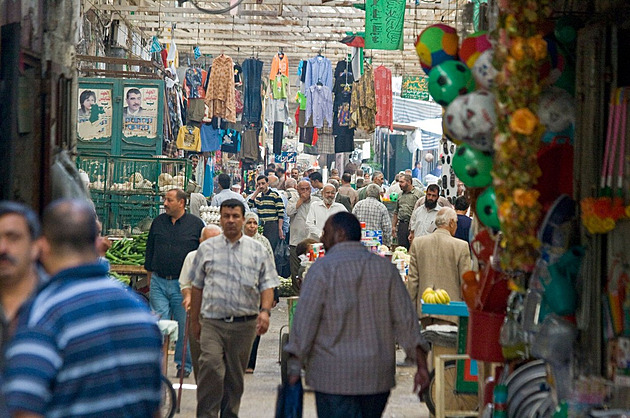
[110,271,131,286]
[105,232,148,266]
[278,277,297,297]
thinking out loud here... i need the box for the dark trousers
[289,245,301,294]
[242,58,263,127]
[315,391,390,418]
[262,220,280,251]
[273,121,284,154]
[397,220,410,250]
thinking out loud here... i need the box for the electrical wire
[188,0,246,15]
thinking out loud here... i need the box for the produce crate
[76,154,192,234]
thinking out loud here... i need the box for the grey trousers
[196,317,257,418]
[189,319,201,383]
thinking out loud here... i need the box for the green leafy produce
[105,232,148,266]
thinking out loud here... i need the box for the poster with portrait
[77,88,113,141]
[122,86,159,138]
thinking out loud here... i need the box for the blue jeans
[315,391,390,418]
[150,273,192,373]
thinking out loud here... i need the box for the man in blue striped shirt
[2,199,162,417]
[247,175,285,251]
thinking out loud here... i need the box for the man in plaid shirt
[352,184,392,246]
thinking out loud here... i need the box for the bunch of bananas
[422,287,451,304]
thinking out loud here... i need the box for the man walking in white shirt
[286,180,316,293]
[211,174,248,208]
[306,184,346,239]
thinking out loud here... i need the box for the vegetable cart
[421,301,479,418]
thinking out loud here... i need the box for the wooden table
[110,264,150,290]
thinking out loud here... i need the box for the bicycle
[160,374,177,418]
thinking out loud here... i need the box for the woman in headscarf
[243,211,277,374]
[243,212,274,260]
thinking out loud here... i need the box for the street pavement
[170,298,430,417]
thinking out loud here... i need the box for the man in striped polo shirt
[2,199,162,417]
[247,175,285,251]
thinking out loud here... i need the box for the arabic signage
[365,0,406,51]
[401,75,430,101]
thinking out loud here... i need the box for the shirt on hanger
[221,129,242,153]
[335,60,353,79]
[205,54,237,123]
[234,63,243,84]
[271,75,290,100]
[350,63,377,134]
[184,67,207,99]
[176,125,201,152]
[306,84,333,129]
[374,65,393,131]
[200,123,222,152]
[296,91,307,111]
[266,98,290,124]
[270,53,289,80]
[305,55,333,91]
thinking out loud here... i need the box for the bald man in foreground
[179,224,223,382]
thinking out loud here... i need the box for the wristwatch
[260,308,272,316]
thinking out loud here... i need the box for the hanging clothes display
[220,128,241,153]
[200,123,222,152]
[334,59,353,79]
[374,65,393,131]
[271,74,290,100]
[317,124,335,154]
[333,66,355,153]
[305,84,333,128]
[305,55,333,91]
[205,54,236,123]
[241,129,260,162]
[183,67,207,99]
[176,125,202,152]
[349,63,377,134]
[266,99,289,124]
[187,98,206,123]
[270,52,289,80]
[165,69,184,149]
[273,121,284,155]
[242,58,264,128]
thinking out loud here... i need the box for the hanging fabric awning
[392,95,442,123]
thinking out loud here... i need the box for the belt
[399,219,410,224]
[214,314,258,323]
[159,274,179,280]
[262,219,278,224]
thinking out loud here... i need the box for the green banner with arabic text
[401,75,430,101]
[365,0,406,50]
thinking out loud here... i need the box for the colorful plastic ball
[538,87,575,133]
[414,24,459,75]
[472,50,497,91]
[554,16,582,48]
[452,144,494,188]
[476,187,501,230]
[428,61,475,107]
[459,31,492,69]
[443,91,496,152]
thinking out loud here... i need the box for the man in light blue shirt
[211,173,248,209]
